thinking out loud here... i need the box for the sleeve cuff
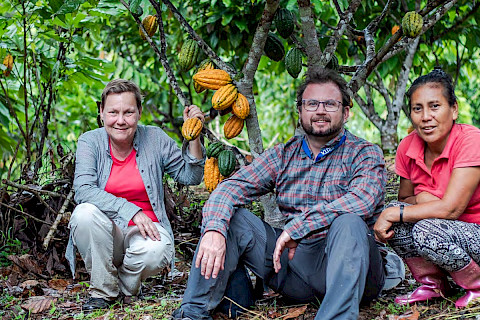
[201,218,228,239]
[182,140,206,165]
[284,218,305,241]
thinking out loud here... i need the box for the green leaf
[234,19,246,32]
[56,0,86,16]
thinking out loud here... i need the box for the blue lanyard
[302,133,346,162]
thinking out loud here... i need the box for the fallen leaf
[268,310,281,318]
[21,296,57,314]
[48,278,70,291]
[20,279,39,288]
[283,305,308,319]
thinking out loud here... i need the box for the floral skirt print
[386,201,480,272]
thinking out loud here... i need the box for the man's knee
[228,208,263,236]
[330,214,368,235]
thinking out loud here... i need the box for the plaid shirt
[202,129,386,241]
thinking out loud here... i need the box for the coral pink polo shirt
[104,147,158,226]
[396,124,480,224]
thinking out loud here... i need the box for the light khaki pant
[69,203,174,300]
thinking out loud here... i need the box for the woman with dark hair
[374,69,480,308]
[66,79,205,311]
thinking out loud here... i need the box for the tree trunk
[380,124,398,155]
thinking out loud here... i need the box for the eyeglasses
[302,99,343,112]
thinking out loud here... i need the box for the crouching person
[66,79,205,311]
[172,68,387,320]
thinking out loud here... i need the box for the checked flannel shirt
[202,129,386,241]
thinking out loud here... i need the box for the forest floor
[2,156,480,319]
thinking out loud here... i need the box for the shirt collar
[301,128,346,160]
[405,123,460,161]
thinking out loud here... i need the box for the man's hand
[273,230,298,273]
[195,231,226,280]
[132,211,161,241]
[373,207,396,243]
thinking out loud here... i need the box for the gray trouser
[69,203,174,299]
[175,209,384,320]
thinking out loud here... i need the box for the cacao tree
[111,0,478,225]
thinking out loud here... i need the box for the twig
[2,179,66,199]
[223,296,267,320]
[0,201,52,225]
[43,188,74,249]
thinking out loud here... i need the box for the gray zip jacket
[66,125,205,276]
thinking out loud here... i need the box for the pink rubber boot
[450,260,480,308]
[395,257,450,305]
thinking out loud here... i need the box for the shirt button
[141,170,144,173]
[147,185,151,188]
[152,203,156,207]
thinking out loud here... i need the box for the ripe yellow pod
[212,84,238,110]
[181,117,203,141]
[193,69,231,90]
[223,114,244,139]
[232,93,250,119]
[204,157,221,192]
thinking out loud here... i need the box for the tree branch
[350,0,457,93]
[157,0,236,77]
[43,188,74,249]
[430,2,480,43]
[120,0,189,106]
[298,0,322,68]
[352,92,384,130]
[321,0,362,66]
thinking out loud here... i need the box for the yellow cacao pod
[194,60,216,93]
[232,93,250,119]
[193,69,231,90]
[139,15,158,40]
[3,54,13,77]
[212,84,238,110]
[204,157,221,192]
[181,117,203,141]
[224,115,244,139]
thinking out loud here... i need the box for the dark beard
[301,117,344,137]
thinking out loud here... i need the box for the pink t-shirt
[104,147,158,226]
[396,124,480,224]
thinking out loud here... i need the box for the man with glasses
[173,68,387,320]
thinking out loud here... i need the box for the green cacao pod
[401,11,423,38]
[326,54,339,71]
[285,47,303,78]
[347,44,358,57]
[218,150,236,177]
[179,39,200,71]
[206,142,224,158]
[264,33,285,62]
[274,8,294,39]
